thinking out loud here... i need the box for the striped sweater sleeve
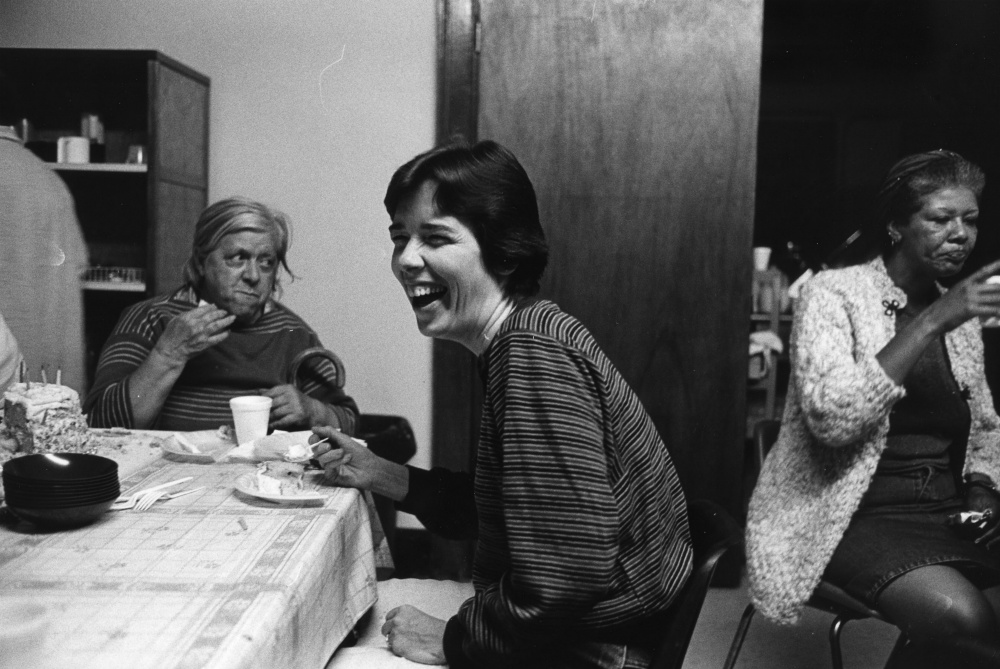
[446,331,622,665]
[84,297,175,428]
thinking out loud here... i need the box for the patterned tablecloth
[0,432,382,669]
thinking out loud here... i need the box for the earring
[888,231,901,247]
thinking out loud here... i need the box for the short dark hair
[384,140,549,298]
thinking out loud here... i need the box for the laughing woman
[312,140,692,669]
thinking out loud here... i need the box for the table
[0,432,383,669]
[325,579,474,669]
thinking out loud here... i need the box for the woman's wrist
[371,460,409,502]
[910,306,949,339]
[965,474,998,493]
[307,397,338,428]
[148,344,190,372]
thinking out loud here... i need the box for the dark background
[756,0,1000,276]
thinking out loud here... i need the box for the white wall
[0,0,438,482]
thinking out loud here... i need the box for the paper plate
[234,472,326,504]
[160,431,235,463]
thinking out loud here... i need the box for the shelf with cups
[1,47,210,383]
[81,267,146,293]
[49,163,148,173]
[747,268,794,436]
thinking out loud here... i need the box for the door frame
[425,0,481,579]
[433,0,480,477]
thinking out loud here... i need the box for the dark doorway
[757,0,1000,278]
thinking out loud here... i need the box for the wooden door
[433,0,762,575]
[149,57,209,294]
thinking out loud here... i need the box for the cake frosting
[255,461,305,496]
[1,383,93,461]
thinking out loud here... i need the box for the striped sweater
[443,299,692,669]
[83,286,358,433]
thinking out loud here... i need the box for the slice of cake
[0,383,92,462]
[255,461,306,496]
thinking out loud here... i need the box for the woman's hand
[381,605,448,665]
[922,259,1000,336]
[262,384,324,430]
[879,259,1000,385]
[153,304,235,366]
[311,426,379,489]
[127,304,234,428]
[310,426,410,500]
[966,482,1000,521]
[965,481,1000,549]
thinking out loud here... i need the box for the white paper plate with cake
[235,462,326,503]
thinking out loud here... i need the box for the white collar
[479,298,516,349]
[0,126,22,143]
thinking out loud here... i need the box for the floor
[685,581,899,669]
[390,534,902,669]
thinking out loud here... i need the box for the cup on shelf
[230,396,272,445]
[753,247,772,272]
[126,144,146,165]
[56,136,89,164]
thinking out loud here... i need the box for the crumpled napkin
[225,430,315,462]
[224,430,367,463]
[748,330,784,380]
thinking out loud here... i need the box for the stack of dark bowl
[1,453,119,528]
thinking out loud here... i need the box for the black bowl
[3,475,119,488]
[4,487,120,508]
[2,474,118,492]
[2,471,118,487]
[3,453,117,481]
[5,498,117,528]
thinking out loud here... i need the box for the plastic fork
[134,490,167,511]
[111,478,200,510]
[136,486,205,511]
[112,486,204,511]
[116,477,193,505]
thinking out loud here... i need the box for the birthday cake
[0,383,93,462]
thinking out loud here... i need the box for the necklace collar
[479,297,516,351]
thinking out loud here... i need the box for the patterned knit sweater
[746,257,1000,625]
[84,286,358,433]
[442,299,692,668]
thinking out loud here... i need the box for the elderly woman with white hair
[84,197,358,434]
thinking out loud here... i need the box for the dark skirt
[823,505,1000,605]
[824,315,1000,605]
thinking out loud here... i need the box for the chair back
[358,414,417,465]
[752,419,781,471]
[287,347,346,389]
[356,414,418,565]
[649,498,743,669]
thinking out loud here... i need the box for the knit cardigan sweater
[746,256,1000,625]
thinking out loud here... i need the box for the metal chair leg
[722,603,757,669]
[829,615,847,669]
